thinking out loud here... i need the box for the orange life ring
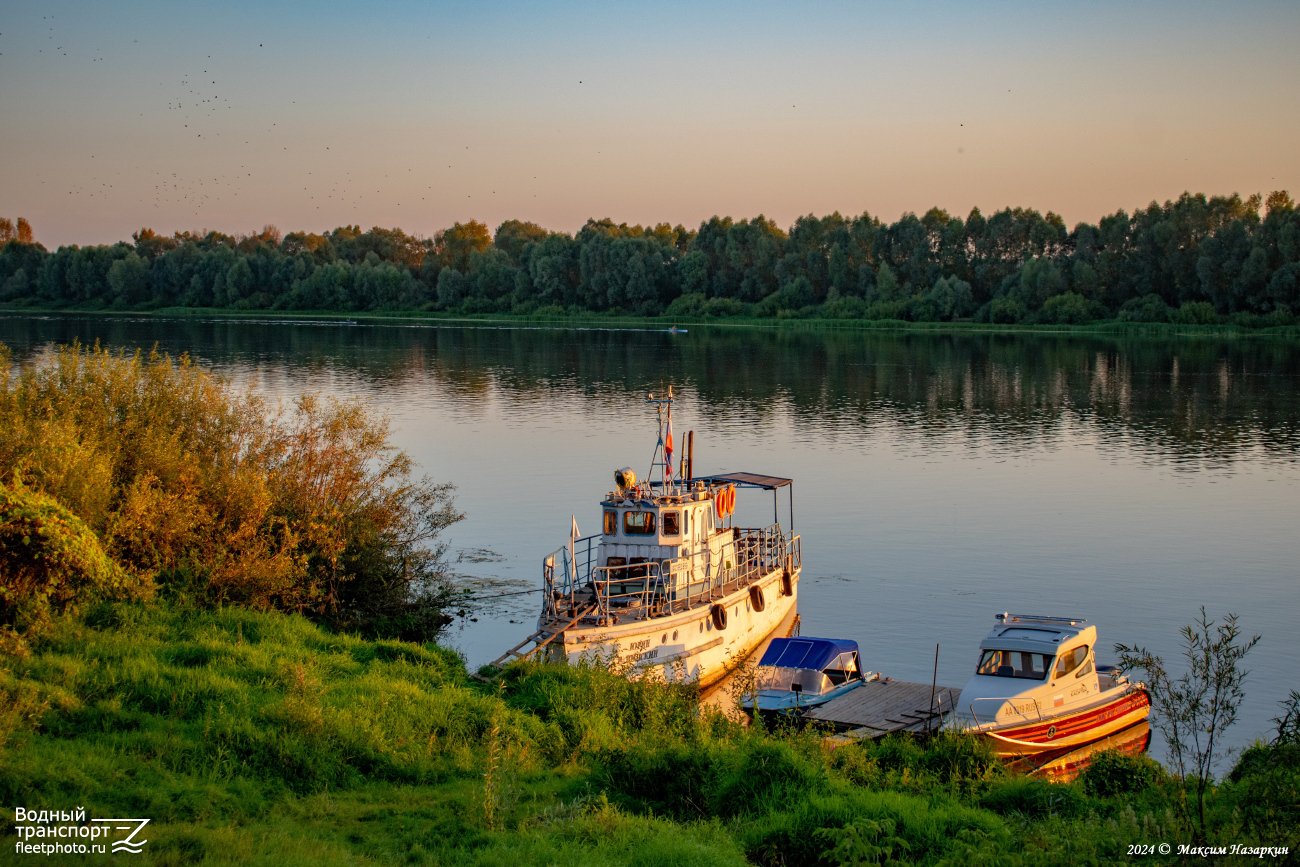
[727,485,736,516]
[714,488,726,520]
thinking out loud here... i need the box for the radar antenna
[645,384,677,493]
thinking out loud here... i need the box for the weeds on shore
[1,601,1296,865]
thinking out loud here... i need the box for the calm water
[4,314,1299,758]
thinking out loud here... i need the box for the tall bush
[0,341,463,644]
[1116,608,1260,830]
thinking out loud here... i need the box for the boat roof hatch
[758,638,858,671]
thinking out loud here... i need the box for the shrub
[989,297,1024,324]
[709,740,826,818]
[1039,292,1094,325]
[1116,608,1260,830]
[980,776,1088,818]
[1262,307,1296,327]
[1079,749,1163,797]
[0,342,463,642]
[1270,690,1300,746]
[864,300,908,321]
[702,297,746,319]
[666,292,707,317]
[822,296,868,319]
[919,732,1003,784]
[596,744,718,818]
[1118,293,1172,323]
[1225,742,1300,834]
[1171,301,1220,325]
[926,276,975,320]
[0,484,140,648]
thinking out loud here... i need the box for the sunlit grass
[2,602,1296,865]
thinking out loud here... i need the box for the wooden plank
[803,679,958,731]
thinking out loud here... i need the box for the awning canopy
[693,472,792,490]
[758,637,858,671]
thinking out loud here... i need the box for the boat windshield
[824,651,859,685]
[755,666,833,697]
[977,649,1052,680]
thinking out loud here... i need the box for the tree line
[2,190,1298,325]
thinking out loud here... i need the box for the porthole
[672,630,678,641]
[699,623,704,633]
[661,633,668,644]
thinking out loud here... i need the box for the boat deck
[800,678,960,737]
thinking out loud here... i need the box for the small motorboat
[945,613,1150,756]
[743,637,873,720]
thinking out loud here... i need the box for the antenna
[645,385,676,493]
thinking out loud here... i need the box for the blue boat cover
[757,637,858,672]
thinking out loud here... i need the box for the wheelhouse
[955,613,1103,726]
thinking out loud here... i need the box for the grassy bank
[6,304,1300,342]
[3,602,1297,866]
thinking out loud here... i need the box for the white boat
[945,613,1150,756]
[494,387,801,688]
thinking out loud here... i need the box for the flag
[569,515,580,582]
[664,417,674,477]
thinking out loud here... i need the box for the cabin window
[977,650,1051,680]
[623,511,656,535]
[1054,645,1090,678]
[603,510,617,535]
[662,511,680,536]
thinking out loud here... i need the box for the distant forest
[2,191,1299,325]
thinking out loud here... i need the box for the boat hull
[545,567,799,689]
[971,687,1151,757]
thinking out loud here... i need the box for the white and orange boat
[489,387,802,688]
[945,613,1150,756]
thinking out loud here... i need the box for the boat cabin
[590,469,795,605]
[955,613,1102,726]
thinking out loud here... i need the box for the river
[4,314,1298,758]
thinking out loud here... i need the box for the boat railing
[541,533,602,619]
[968,696,1043,727]
[542,524,796,623]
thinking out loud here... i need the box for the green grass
[2,603,1297,865]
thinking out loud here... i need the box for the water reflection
[1005,721,1153,782]
[4,315,1300,467]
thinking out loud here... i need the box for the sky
[1,0,1298,248]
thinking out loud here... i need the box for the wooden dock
[800,678,960,738]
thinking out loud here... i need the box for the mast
[645,384,675,494]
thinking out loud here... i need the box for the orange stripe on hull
[979,689,1151,756]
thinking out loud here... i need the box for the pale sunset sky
[1,0,1297,247]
